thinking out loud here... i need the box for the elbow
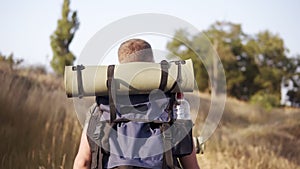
[73,155,91,169]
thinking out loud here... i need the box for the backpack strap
[161,123,174,169]
[87,105,104,169]
[72,65,85,98]
[159,60,169,92]
[161,93,176,169]
[167,60,185,93]
[107,65,117,123]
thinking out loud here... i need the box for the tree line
[167,22,300,107]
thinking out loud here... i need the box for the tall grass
[0,70,81,168]
[193,95,300,169]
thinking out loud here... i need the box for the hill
[0,68,299,169]
[192,94,300,169]
[0,68,81,168]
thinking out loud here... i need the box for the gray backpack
[86,63,194,169]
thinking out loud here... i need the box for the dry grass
[192,94,300,169]
[0,69,81,168]
[0,68,299,169]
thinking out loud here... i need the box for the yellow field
[0,68,299,169]
[193,95,300,169]
[0,69,81,168]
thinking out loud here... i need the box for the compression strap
[159,60,169,92]
[72,65,85,98]
[107,65,117,123]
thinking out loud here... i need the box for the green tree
[280,55,300,105]
[167,21,296,105]
[205,22,248,98]
[50,0,79,75]
[167,22,249,97]
[254,31,290,93]
[167,30,209,92]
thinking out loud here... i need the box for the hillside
[192,94,300,169]
[0,68,81,168]
[0,68,299,169]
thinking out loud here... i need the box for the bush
[250,91,280,109]
[0,52,23,71]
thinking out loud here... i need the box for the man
[73,39,200,169]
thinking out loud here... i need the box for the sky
[0,0,299,68]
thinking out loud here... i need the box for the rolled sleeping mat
[64,59,195,97]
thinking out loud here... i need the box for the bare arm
[179,147,200,169]
[73,130,92,169]
[74,104,98,169]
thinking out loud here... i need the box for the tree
[167,21,296,104]
[167,30,211,92]
[282,55,300,106]
[50,0,79,75]
[205,22,248,98]
[246,31,290,99]
[167,22,249,98]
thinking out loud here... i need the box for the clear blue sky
[0,0,299,67]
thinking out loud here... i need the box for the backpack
[86,61,194,169]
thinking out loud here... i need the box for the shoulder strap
[161,93,177,169]
[86,105,104,169]
[161,123,174,169]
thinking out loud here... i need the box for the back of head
[118,39,154,63]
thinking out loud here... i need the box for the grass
[0,69,81,169]
[0,67,299,169]
[192,94,300,169]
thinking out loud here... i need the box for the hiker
[73,39,200,169]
